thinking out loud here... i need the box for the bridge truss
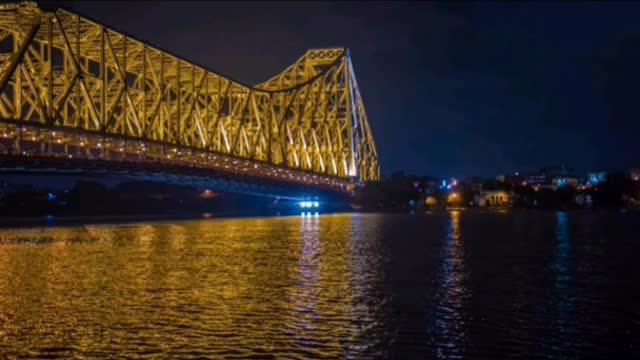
[0,1,379,190]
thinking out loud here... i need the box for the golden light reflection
[0,215,386,357]
[429,210,469,359]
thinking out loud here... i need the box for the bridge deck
[0,122,353,195]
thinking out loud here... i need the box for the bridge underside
[0,123,353,200]
[0,2,380,186]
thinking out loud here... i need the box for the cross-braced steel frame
[0,2,379,186]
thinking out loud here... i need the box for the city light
[447,192,460,205]
[299,201,320,208]
[200,189,215,199]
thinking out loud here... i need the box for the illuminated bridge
[0,2,379,200]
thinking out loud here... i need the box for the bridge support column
[14,127,21,154]
[47,131,52,155]
[100,135,106,159]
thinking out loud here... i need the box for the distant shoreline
[0,207,636,229]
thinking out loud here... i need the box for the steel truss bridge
[0,2,379,198]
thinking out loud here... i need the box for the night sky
[44,1,640,178]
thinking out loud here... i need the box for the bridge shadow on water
[0,157,354,228]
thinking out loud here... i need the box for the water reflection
[430,210,469,359]
[550,211,576,356]
[0,215,386,358]
[0,212,636,358]
[292,213,322,350]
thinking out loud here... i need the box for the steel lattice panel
[0,1,379,183]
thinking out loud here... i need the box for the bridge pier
[13,128,21,154]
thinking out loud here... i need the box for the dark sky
[44,1,640,178]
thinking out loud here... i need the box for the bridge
[0,2,379,200]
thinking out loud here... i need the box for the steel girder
[0,2,379,182]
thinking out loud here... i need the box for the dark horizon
[36,1,640,179]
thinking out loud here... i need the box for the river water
[0,210,638,359]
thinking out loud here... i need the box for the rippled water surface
[0,211,639,358]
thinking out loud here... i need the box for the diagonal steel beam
[0,21,41,97]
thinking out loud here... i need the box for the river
[0,210,638,358]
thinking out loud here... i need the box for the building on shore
[475,190,511,207]
[552,177,579,188]
[424,195,438,207]
[527,173,546,185]
[587,172,607,186]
